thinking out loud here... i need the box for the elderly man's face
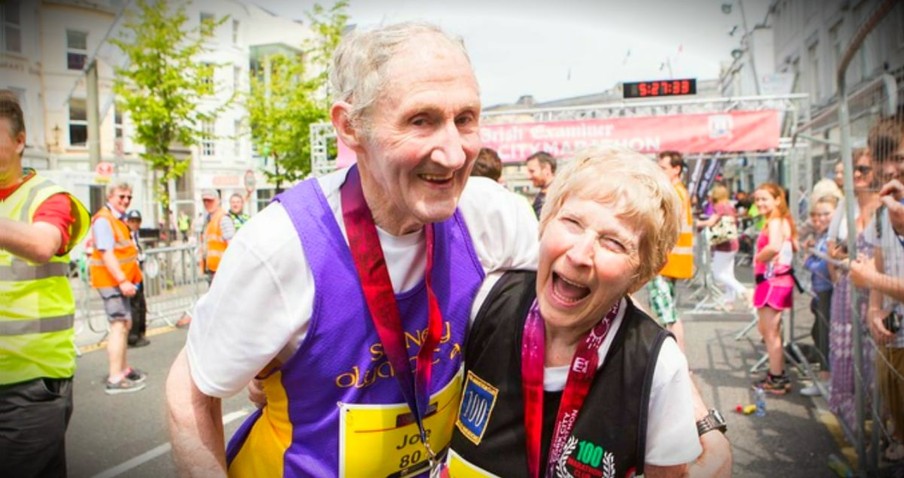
[356,37,481,234]
[108,187,132,215]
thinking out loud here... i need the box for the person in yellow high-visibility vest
[646,151,694,351]
[0,90,90,475]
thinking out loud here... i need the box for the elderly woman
[446,147,703,477]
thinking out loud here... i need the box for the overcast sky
[253,0,772,107]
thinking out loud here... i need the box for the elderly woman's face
[536,195,640,334]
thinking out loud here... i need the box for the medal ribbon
[521,298,619,478]
[341,165,443,463]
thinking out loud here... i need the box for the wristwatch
[696,409,727,436]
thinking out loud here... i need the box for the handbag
[709,215,738,245]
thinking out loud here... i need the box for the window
[898,3,904,47]
[233,65,241,91]
[200,11,215,26]
[69,98,87,146]
[232,19,239,44]
[200,62,214,95]
[67,30,88,71]
[829,21,842,72]
[1,1,21,53]
[256,188,273,212]
[114,109,124,139]
[114,108,124,156]
[201,120,215,157]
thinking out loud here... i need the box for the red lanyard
[341,166,444,460]
[521,298,619,478]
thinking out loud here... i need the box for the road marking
[90,408,252,478]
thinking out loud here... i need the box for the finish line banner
[334,110,779,167]
[480,110,780,163]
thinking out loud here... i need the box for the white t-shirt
[186,169,539,398]
[864,209,904,347]
[543,297,702,466]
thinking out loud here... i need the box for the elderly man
[0,90,89,476]
[89,183,146,394]
[165,22,538,477]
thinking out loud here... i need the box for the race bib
[444,449,501,478]
[338,372,462,477]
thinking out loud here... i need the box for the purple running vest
[226,169,484,477]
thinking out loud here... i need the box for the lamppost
[722,0,762,95]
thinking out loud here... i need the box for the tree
[112,0,229,236]
[247,1,348,192]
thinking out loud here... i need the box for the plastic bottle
[826,453,853,477]
[764,262,775,279]
[754,386,766,417]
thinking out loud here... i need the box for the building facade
[721,0,904,186]
[0,0,311,231]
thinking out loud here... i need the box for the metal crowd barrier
[72,243,207,340]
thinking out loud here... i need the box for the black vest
[450,270,671,477]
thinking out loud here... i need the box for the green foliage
[247,0,348,192]
[112,0,230,219]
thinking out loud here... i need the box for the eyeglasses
[118,194,133,200]
[810,212,832,217]
[854,165,873,175]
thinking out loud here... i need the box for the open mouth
[419,173,454,185]
[552,272,590,304]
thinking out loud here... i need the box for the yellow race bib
[338,371,463,477]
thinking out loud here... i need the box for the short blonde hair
[538,146,681,288]
[711,183,730,203]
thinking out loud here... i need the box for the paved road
[64,267,904,477]
[66,327,253,478]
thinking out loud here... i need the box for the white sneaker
[800,381,829,397]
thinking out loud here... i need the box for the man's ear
[331,101,362,150]
[14,131,25,157]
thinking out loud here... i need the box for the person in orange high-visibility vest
[89,182,147,395]
[199,189,235,283]
[645,151,694,352]
[175,189,236,329]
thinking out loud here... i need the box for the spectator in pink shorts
[752,182,798,394]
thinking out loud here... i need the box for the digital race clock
[622,79,697,99]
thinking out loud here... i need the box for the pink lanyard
[340,166,444,463]
[521,299,619,478]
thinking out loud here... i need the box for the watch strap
[696,409,727,436]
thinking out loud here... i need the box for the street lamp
[722,0,762,95]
